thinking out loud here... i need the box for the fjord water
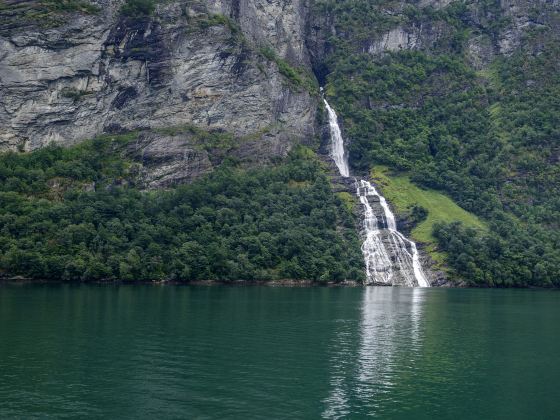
[1,285,559,419]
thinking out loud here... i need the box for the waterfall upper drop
[323,98,350,177]
[322,94,430,287]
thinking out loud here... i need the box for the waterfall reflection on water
[322,288,426,418]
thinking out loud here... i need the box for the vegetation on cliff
[370,165,487,268]
[0,0,99,30]
[316,0,560,286]
[0,138,364,282]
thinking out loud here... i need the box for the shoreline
[0,277,556,289]
[0,277,362,287]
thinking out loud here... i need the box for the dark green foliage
[259,46,317,93]
[0,133,139,196]
[120,0,155,17]
[0,141,364,282]
[316,0,560,286]
[42,0,99,13]
[60,87,91,102]
[434,222,559,287]
[409,204,428,226]
[0,0,100,29]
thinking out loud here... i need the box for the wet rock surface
[319,117,446,287]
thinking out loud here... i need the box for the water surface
[1,285,559,418]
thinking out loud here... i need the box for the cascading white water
[323,98,350,177]
[323,94,429,287]
[358,180,430,287]
[357,180,393,284]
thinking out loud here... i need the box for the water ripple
[1,285,560,419]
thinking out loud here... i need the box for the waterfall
[323,94,430,287]
[323,98,350,177]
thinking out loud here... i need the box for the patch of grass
[260,46,302,83]
[43,0,99,14]
[195,13,237,31]
[154,124,236,151]
[120,0,155,17]
[259,46,317,94]
[91,131,140,146]
[189,13,244,44]
[371,165,487,263]
[239,123,280,142]
[336,191,356,212]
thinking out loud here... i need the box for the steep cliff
[1,0,318,185]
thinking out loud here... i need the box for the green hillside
[317,0,560,286]
[0,138,364,282]
[371,165,486,266]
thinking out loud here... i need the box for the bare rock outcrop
[0,0,318,174]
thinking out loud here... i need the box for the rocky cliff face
[0,0,318,185]
[3,0,552,176]
[308,0,560,72]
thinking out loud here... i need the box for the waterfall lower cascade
[323,96,430,287]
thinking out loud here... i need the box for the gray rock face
[465,35,495,70]
[308,0,560,70]
[366,23,446,55]
[207,0,311,66]
[0,0,317,168]
[127,131,215,188]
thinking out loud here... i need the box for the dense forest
[0,138,364,282]
[316,0,560,286]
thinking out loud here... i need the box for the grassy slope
[371,165,487,266]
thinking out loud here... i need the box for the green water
[1,285,559,419]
